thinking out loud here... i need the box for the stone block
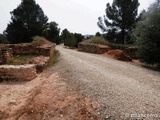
[0,64,37,81]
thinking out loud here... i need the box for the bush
[81,37,108,45]
[133,1,160,66]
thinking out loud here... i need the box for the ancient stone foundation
[78,43,111,54]
[0,41,56,81]
[0,64,37,81]
[1,43,55,57]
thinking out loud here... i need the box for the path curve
[54,45,160,119]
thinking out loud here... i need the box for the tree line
[97,0,160,67]
[0,0,160,66]
[0,0,84,47]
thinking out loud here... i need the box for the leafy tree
[73,33,84,47]
[5,0,48,43]
[133,0,160,66]
[97,0,139,44]
[61,29,69,45]
[43,22,61,44]
[61,29,77,47]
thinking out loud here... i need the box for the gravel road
[54,45,160,120]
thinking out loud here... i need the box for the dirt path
[53,45,160,120]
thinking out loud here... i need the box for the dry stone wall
[0,64,37,81]
[0,43,55,63]
[8,43,55,56]
[78,43,111,54]
[0,42,55,81]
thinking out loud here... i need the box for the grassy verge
[45,50,60,68]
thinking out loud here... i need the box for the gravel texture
[53,45,160,120]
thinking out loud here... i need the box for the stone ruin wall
[0,65,37,81]
[0,43,55,63]
[78,43,111,54]
[0,43,55,81]
[3,43,55,56]
[78,43,138,58]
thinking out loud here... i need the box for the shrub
[81,37,108,45]
[133,1,160,66]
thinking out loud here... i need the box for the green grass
[45,50,60,68]
[91,37,109,45]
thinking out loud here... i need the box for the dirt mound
[107,49,132,62]
[32,37,52,46]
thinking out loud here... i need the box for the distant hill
[84,34,94,38]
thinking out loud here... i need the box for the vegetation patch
[45,50,60,68]
[32,36,52,46]
[82,37,134,49]
[84,37,109,45]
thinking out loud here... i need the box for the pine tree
[98,0,139,44]
[5,0,48,43]
[43,22,61,44]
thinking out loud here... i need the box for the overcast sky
[0,0,155,35]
